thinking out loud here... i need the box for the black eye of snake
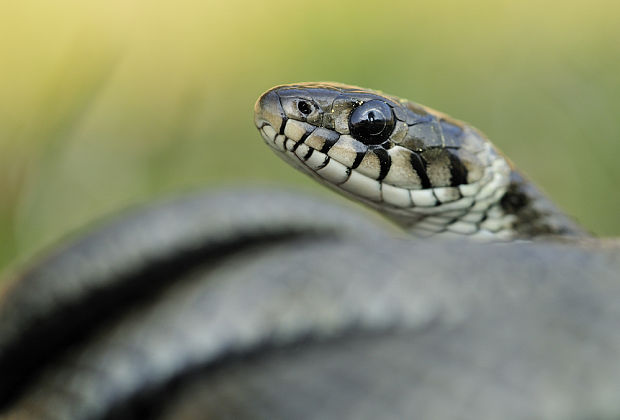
[348,100,395,145]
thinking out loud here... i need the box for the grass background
[1,0,619,275]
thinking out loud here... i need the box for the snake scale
[0,83,618,419]
[254,82,586,239]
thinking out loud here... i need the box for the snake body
[254,83,585,239]
[1,190,619,419]
[0,85,618,419]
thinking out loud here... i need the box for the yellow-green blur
[1,0,619,273]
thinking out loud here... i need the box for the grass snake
[254,82,587,239]
[0,84,618,419]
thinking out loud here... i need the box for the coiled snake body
[0,83,618,420]
[254,82,585,239]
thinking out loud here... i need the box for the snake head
[255,83,513,236]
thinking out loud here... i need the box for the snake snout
[254,89,285,138]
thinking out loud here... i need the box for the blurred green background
[1,0,619,274]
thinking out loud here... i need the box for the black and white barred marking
[255,83,585,239]
[260,119,513,239]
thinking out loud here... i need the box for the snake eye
[297,100,313,116]
[348,100,395,145]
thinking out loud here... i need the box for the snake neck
[384,170,587,239]
[497,171,587,238]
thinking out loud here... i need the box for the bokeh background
[1,0,619,275]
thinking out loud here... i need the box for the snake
[0,85,619,419]
[254,82,587,239]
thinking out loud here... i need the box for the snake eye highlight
[297,100,313,116]
[348,100,395,145]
